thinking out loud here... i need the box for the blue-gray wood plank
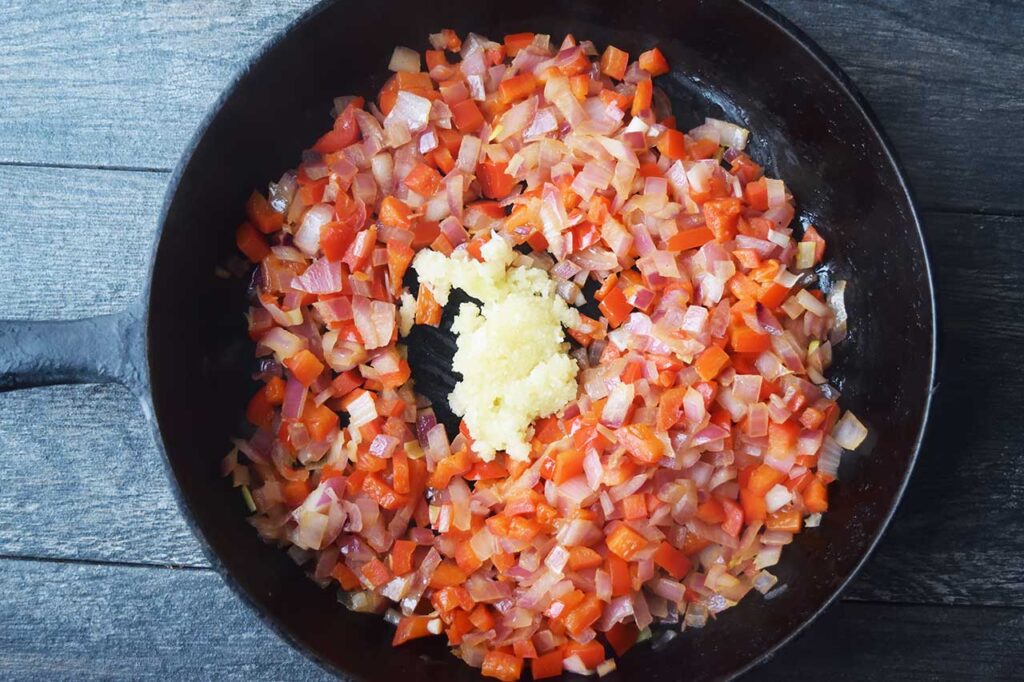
[2,0,1021,212]
[1,0,1023,679]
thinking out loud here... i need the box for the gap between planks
[0,552,210,573]
[1,160,1021,220]
[2,553,1022,614]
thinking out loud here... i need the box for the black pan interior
[148,1,934,679]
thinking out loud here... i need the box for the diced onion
[704,117,749,150]
[764,484,793,513]
[828,280,849,344]
[384,91,432,134]
[832,411,869,450]
[388,46,421,73]
[294,204,333,255]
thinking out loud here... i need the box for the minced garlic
[397,291,416,337]
[411,235,579,461]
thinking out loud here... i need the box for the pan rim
[147,1,938,679]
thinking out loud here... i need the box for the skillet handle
[0,302,146,392]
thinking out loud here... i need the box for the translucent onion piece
[832,411,869,450]
[388,46,421,73]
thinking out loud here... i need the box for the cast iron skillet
[0,0,936,678]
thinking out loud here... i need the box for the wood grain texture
[0,0,316,170]
[843,211,1024,607]
[750,601,1024,680]
[0,166,162,320]
[0,1,1022,212]
[0,558,1020,681]
[0,384,207,568]
[0,559,325,680]
[769,0,1024,214]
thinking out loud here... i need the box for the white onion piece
[417,129,438,154]
[704,117,749,150]
[292,510,328,550]
[470,526,496,560]
[832,411,868,450]
[601,382,635,428]
[294,203,333,255]
[754,544,782,569]
[796,241,816,270]
[544,75,586,128]
[346,390,377,427]
[557,518,601,547]
[818,435,843,478]
[466,74,486,101]
[539,183,569,257]
[370,153,395,195]
[767,228,791,248]
[425,423,451,464]
[268,172,298,213]
[563,656,592,676]
[735,234,778,258]
[632,590,653,630]
[650,577,686,603]
[291,257,343,294]
[764,484,793,513]
[828,280,849,344]
[683,387,706,425]
[571,159,614,200]
[449,477,472,531]
[351,172,377,207]
[456,135,481,173]
[352,296,395,350]
[384,91,432,134]
[696,269,729,306]
[761,530,794,546]
[281,376,308,420]
[544,545,570,574]
[388,46,421,73]
[260,327,306,362]
[524,106,559,139]
[354,110,385,150]
[384,120,412,149]
[765,178,786,208]
[732,375,763,405]
[688,122,720,145]
[796,289,830,317]
[559,475,597,507]
[445,174,465,220]
[496,97,537,141]
[460,47,487,76]
[583,449,604,490]
[686,160,716,195]
[797,429,824,458]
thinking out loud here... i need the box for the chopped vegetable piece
[638,47,670,76]
[481,651,523,682]
[285,349,324,386]
[599,46,629,80]
[236,222,269,263]
[653,541,692,579]
[694,345,730,381]
[606,524,648,561]
[532,649,564,680]
[393,615,436,646]
[604,622,639,656]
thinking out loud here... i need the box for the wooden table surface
[1,1,1022,679]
